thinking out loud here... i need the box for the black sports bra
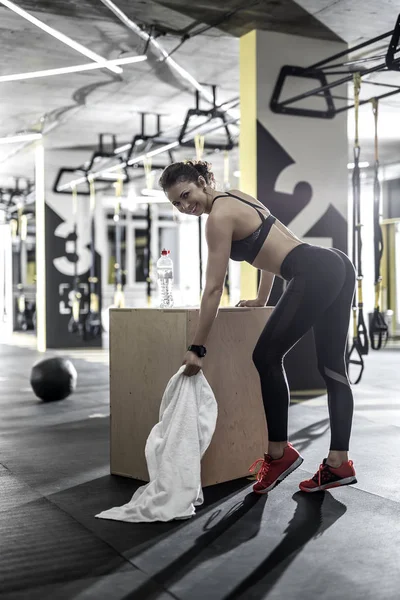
[211,191,276,264]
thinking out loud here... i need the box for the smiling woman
[158,158,359,498]
[159,160,216,216]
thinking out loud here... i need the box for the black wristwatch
[187,344,207,358]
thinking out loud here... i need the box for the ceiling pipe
[99,0,238,120]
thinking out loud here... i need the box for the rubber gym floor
[1,337,399,600]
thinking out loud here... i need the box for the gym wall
[240,30,348,392]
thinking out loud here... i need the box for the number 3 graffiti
[53,220,92,276]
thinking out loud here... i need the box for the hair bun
[185,160,215,185]
[159,159,216,191]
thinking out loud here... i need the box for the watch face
[189,345,206,357]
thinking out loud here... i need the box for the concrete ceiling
[0,0,400,193]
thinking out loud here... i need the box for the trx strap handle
[347,73,367,385]
[143,158,153,307]
[68,185,82,334]
[370,98,389,350]
[113,171,125,308]
[84,177,102,339]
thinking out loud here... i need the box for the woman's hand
[182,351,203,377]
[235,299,265,308]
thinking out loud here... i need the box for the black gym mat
[1,343,400,600]
[0,466,154,600]
[113,477,400,600]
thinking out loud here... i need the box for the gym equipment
[270,13,400,119]
[13,210,35,331]
[68,185,82,334]
[347,74,368,385]
[113,171,126,308]
[143,158,153,306]
[53,121,168,195]
[179,87,235,151]
[369,99,389,349]
[83,178,102,339]
[30,357,77,402]
[1,236,6,324]
[53,106,238,194]
[53,133,129,195]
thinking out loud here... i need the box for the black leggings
[252,244,356,451]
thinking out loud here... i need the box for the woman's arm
[257,270,275,305]
[190,213,234,346]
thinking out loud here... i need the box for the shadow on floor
[116,488,346,600]
[289,419,330,454]
[122,490,266,600]
[226,491,347,599]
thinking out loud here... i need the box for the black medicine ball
[30,357,77,402]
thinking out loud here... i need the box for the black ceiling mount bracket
[270,66,336,119]
[0,178,34,213]
[85,133,118,172]
[53,168,91,196]
[386,14,400,70]
[178,85,236,150]
[52,94,237,193]
[125,112,166,164]
[270,13,400,119]
[53,133,130,195]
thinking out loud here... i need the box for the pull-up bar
[270,13,400,119]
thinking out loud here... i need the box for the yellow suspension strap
[68,184,82,334]
[194,135,206,298]
[84,177,101,338]
[16,206,27,322]
[113,171,125,308]
[194,134,205,161]
[347,73,368,384]
[369,98,388,349]
[10,217,18,240]
[144,157,154,191]
[143,158,153,306]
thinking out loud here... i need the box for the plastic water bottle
[157,249,174,308]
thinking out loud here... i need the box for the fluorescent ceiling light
[0,0,122,75]
[0,55,147,83]
[347,161,370,169]
[0,133,42,144]
[129,196,169,205]
[139,142,179,161]
[99,172,126,181]
[141,189,165,197]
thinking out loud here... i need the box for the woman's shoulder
[228,189,271,214]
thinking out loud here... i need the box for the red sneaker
[249,443,304,494]
[299,458,357,493]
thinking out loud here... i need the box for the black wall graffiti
[256,119,334,391]
[257,120,313,224]
[45,204,102,348]
[305,204,347,252]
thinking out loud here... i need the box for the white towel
[96,365,218,523]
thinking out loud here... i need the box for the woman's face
[166,179,206,216]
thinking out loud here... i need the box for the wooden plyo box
[109,307,272,487]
